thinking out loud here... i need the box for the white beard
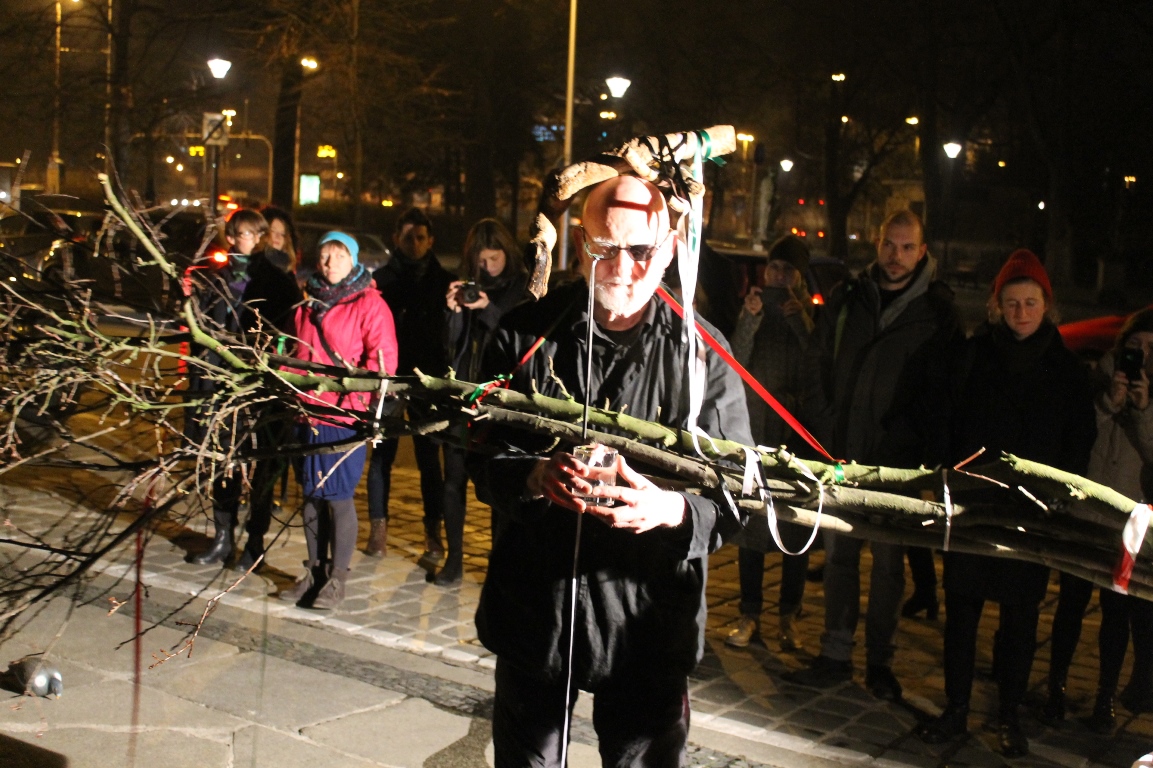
[592,261,666,318]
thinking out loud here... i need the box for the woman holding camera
[917,250,1096,757]
[1043,308,1153,733]
[433,219,528,585]
[725,235,815,652]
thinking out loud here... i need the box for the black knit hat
[766,235,810,273]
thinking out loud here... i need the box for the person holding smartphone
[1042,308,1153,733]
[725,235,815,652]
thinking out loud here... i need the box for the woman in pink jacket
[280,231,397,610]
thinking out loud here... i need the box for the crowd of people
[181,182,1153,766]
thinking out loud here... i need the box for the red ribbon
[656,286,838,463]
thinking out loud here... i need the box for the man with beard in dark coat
[368,208,455,564]
[787,210,961,700]
[476,176,752,767]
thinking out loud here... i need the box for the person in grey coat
[786,210,961,701]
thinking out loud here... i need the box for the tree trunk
[464,141,496,221]
[271,61,304,209]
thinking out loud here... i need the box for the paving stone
[0,726,228,768]
[305,697,470,765]
[160,651,403,730]
[0,678,246,732]
[231,724,382,767]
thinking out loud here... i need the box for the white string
[942,468,954,552]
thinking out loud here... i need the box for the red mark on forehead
[605,200,658,213]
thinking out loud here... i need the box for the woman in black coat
[431,218,528,586]
[918,250,1096,758]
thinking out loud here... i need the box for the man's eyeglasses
[581,226,673,262]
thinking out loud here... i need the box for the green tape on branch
[833,463,846,483]
[276,335,286,355]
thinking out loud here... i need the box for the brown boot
[365,519,387,557]
[279,561,318,603]
[311,568,348,610]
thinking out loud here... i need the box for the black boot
[901,591,939,620]
[233,539,265,573]
[431,554,463,586]
[916,702,969,743]
[1087,691,1116,734]
[190,525,233,565]
[1041,676,1067,725]
[998,706,1028,759]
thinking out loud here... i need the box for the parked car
[0,195,106,288]
[1059,308,1153,360]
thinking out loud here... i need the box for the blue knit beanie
[318,231,359,265]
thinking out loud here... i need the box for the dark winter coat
[372,252,454,377]
[730,299,813,448]
[942,320,1096,604]
[474,281,753,690]
[804,254,961,466]
[445,272,529,383]
[240,247,302,335]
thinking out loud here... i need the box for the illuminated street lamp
[779,158,794,172]
[207,58,232,79]
[605,76,631,98]
[301,57,318,70]
[943,142,963,159]
[905,116,919,125]
[831,73,846,82]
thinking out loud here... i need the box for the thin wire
[562,262,599,767]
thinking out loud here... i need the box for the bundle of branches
[0,154,1149,634]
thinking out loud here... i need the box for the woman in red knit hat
[918,249,1096,757]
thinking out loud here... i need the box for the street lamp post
[558,0,578,271]
[942,141,962,273]
[736,132,756,241]
[49,0,80,195]
[207,59,231,215]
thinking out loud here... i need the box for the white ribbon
[741,447,823,556]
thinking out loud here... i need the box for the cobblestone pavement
[2,437,1152,767]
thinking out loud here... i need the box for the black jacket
[943,321,1096,603]
[240,247,302,335]
[373,252,454,376]
[474,281,753,690]
[805,255,961,466]
[445,273,529,383]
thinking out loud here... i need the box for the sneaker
[865,664,903,701]
[916,702,969,743]
[725,616,759,648]
[783,656,853,688]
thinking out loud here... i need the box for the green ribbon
[833,463,845,483]
[466,374,509,403]
[276,335,286,355]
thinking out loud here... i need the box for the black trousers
[442,444,469,566]
[1099,588,1153,694]
[493,659,690,768]
[1048,572,1095,685]
[737,546,807,618]
[367,435,445,539]
[907,546,937,597]
[944,591,1039,711]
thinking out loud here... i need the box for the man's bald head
[582,176,670,236]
